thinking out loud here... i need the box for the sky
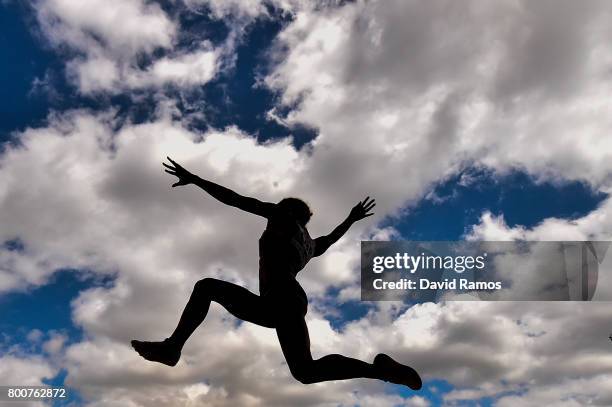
[0,0,611,406]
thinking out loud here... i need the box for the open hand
[349,196,376,222]
[163,156,197,187]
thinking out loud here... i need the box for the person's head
[278,197,312,226]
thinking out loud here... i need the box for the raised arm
[163,156,275,218]
[313,197,376,257]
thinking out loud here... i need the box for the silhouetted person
[131,157,422,390]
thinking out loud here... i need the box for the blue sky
[1,1,611,406]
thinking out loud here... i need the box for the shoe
[374,353,422,390]
[131,338,181,367]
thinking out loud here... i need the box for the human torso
[258,207,315,295]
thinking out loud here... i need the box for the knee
[194,277,217,295]
[289,362,316,385]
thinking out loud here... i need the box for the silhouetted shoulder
[233,196,277,218]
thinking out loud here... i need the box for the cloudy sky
[1,0,612,405]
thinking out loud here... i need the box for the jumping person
[131,157,422,390]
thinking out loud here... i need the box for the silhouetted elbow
[313,237,332,257]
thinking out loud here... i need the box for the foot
[131,338,181,367]
[374,353,422,390]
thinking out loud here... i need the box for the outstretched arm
[163,157,275,218]
[313,197,376,257]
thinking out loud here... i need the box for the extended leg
[275,310,422,389]
[132,278,274,366]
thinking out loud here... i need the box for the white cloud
[42,331,68,355]
[35,0,175,55]
[260,1,612,404]
[0,354,56,386]
[4,0,612,405]
[266,0,612,190]
[30,0,321,94]
[468,196,612,242]
[145,46,217,87]
[33,0,223,93]
[0,110,303,294]
[0,107,441,405]
[183,0,268,20]
[68,55,120,94]
[0,354,56,407]
[26,329,44,344]
[181,0,311,21]
[495,375,612,407]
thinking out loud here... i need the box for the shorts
[261,275,308,318]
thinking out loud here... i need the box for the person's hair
[278,197,313,226]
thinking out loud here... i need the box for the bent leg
[275,311,378,384]
[169,277,275,348]
[132,278,274,366]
